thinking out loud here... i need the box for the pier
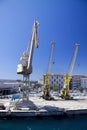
[0,96,87,117]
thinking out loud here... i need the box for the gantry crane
[43,41,55,100]
[60,43,80,100]
[17,19,39,101]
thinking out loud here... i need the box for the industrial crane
[17,19,39,101]
[60,43,80,100]
[43,41,55,100]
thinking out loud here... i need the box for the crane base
[42,95,54,100]
[60,95,73,100]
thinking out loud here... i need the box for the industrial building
[81,78,87,90]
[43,73,64,90]
[70,75,87,89]
[50,74,64,89]
[0,80,21,96]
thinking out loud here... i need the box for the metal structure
[60,43,80,99]
[69,44,80,75]
[43,41,55,100]
[17,19,39,101]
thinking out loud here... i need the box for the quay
[0,96,87,117]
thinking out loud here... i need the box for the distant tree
[53,85,58,91]
[78,86,84,93]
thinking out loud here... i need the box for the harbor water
[0,115,87,130]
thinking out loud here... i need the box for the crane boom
[27,20,39,70]
[48,41,55,74]
[69,43,80,75]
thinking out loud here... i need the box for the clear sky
[0,0,87,80]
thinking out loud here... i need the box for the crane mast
[43,41,55,100]
[69,43,80,75]
[17,20,39,101]
[48,42,55,73]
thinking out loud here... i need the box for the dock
[0,96,87,117]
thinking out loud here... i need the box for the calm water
[0,116,87,130]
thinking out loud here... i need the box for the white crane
[17,19,39,101]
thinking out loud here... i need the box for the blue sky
[0,0,87,80]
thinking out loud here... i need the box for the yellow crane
[43,41,55,100]
[17,19,39,101]
[60,43,80,100]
